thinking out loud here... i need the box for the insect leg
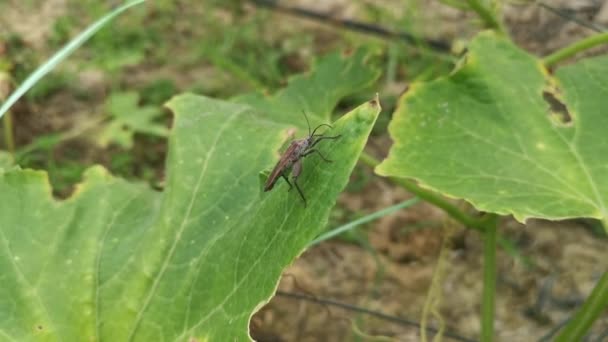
[310,135,341,148]
[281,173,293,191]
[302,149,332,163]
[292,159,306,207]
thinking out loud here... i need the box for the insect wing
[264,142,299,191]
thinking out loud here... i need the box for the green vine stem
[360,151,504,339]
[2,111,15,154]
[359,151,487,231]
[543,32,608,68]
[481,215,498,341]
[466,0,503,32]
[555,271,608,341]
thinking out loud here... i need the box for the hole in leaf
[543,90,572,125]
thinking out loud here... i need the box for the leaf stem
[466,0,503,32]
[359,151,486,231]
[543,32,608,68]
[554,271,608,341]
[360,152,503,340]
[2,111,15,154]
[481,215,498,341]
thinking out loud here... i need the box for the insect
[264,111,341,207]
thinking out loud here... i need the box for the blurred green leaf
[96,91,169,149]
[235,49,380,125]
[140,79,178,106]
[377,32,608,227]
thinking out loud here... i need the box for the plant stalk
[543,32,608,68]
[359,153,505,340]
[466,0,503,32]
[554,271,608,341]
[359,151,487,231]
[2,111,15,154]
[481,215,498,341]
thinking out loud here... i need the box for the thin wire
[250,0,451,52]
[538,1,606,33]
[276,290,478,342]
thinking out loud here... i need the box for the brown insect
[264,112,341,207]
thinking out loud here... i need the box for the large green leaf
[377,32,608,225]
[0,51,380,340]
[0,167,159,341]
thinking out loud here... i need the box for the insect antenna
[311,123,333,136]
[301,110,312,136]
